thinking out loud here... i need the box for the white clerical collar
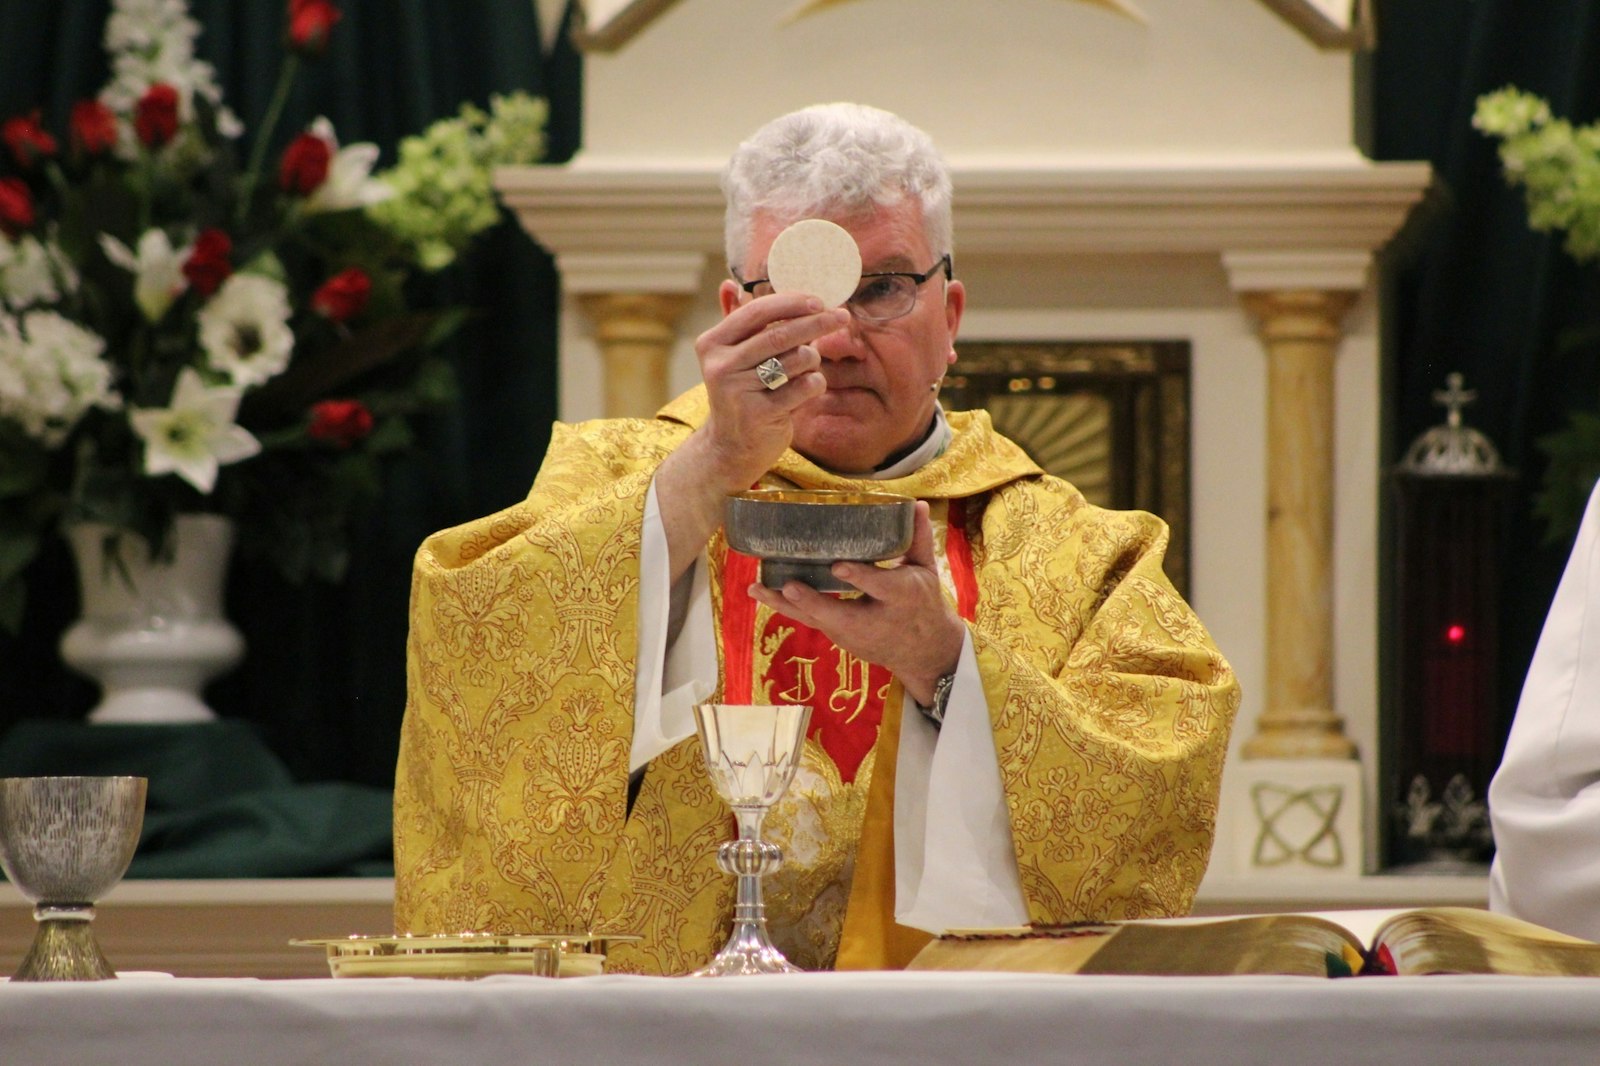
[849,405,952,481]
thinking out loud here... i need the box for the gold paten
[290,932,639,979]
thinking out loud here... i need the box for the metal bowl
[724,489,916,592]
[0,776,146,905]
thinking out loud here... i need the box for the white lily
[197,273,294,387]
[99,229,189,322]
[303,117,394,214]
[128,366,260,494]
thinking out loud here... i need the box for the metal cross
[1432,372,1476,429]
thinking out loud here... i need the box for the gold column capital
[576,292,693,419]
[1238,289,1359,343]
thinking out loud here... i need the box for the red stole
[718,499,979,969]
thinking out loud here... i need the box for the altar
[3,970,1597,1065]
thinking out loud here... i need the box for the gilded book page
[1074,915,1357,977]
[1377,907,1600,977]
[910,915,1359,977]
[913,908,1600,979]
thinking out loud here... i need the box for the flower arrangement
[0,0,546,629]
[1476,87,1600,540]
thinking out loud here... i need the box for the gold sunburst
[984,393,1113,507]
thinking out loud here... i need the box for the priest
[393,103,1240,974]
[1489,479,1600,940]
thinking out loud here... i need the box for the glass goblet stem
[694,805,799,976]
[728,808,775,933]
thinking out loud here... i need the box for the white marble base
[1214,757,1365,877]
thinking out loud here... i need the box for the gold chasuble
[394,387,1240,975]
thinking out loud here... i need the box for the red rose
[288,0,343,55]
[134,83,180,148]
[278,131,332,195]
[2,112,57,168]
[70,100,119,156]
[307,399,374,448]
[311,267,372,322]
[0,178,35,238]
[183,228,234,297]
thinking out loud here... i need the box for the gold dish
[289,932,638,979]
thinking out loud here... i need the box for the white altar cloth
[3,970,1599,1065]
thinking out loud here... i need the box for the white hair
[721,103,954,270]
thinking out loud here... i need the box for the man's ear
[944,279,966,343]
[719,278,743,317]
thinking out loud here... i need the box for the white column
[1215,250,1369,878]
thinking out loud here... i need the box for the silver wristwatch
[919,672,956,729]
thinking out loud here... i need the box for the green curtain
[1365,1,1600,753]
[0,0,579,790]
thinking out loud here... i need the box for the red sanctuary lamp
[1386,374,1514,871]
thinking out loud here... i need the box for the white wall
[581,0,1354,161]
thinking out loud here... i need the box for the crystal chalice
[0,776,147,981]
[692,702,812,976]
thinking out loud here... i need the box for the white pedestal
[1214,757,1364,877]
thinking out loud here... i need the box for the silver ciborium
[0,776,147,980]
[692,703,812,976]
[724,489,914,592]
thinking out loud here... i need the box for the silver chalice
[0,776,147,981]
[692,703,812,976]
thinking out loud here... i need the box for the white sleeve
[1489,480,1600,939]
[629,481,716,774]
[892,630,1029,933]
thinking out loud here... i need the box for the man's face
[724,198,965,473]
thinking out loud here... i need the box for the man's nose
[813,313,862,361]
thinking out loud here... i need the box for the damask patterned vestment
[393,387,1240,975]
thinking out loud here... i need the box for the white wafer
[765,218,862,309]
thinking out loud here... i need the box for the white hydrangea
[197,273,295,387]
[0,312,117,447]
[0,236,79,312]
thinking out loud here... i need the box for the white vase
[59,514,245,725]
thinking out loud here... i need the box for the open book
[906,907,1600,978]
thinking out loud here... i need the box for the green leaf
[410,358,460,407]
[0,436,47,497]
[1535,412,1600,543]
[333,451,383,498]
[363,415,414,455]
[0,529,42,584]
[422,306,474,348]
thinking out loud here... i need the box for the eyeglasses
[734,254,953,323]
